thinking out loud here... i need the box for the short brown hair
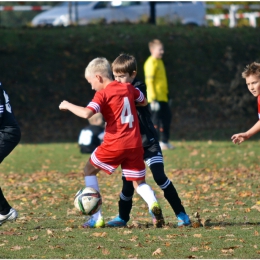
[112,54,137,76]
[242,62,260,78]
[149,39,163,49]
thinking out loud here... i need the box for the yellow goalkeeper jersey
[144,56,168,103]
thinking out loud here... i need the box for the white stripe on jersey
[87,102,100,113]
[0,105,4,114]
[122,169,146,179]
[145,156,164,167]
[135,88,145,103]
[258,113,260,119]
[91,151,115,173]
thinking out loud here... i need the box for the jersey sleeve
[86,91,103,114]
[144,58,157,101]
[134,80,147,98]
[133,87,145,103]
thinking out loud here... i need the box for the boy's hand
[59,100,70,111]
[231,133,249,144]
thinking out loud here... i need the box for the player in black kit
[0,83,21,225]
[107,54,191,227]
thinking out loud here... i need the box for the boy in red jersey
[59,57,164,228]
[231,62,260,144]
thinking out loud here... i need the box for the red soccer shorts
[90,145,146,181]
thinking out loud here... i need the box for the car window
[111,1,141,7]
[94,2,109,9]
[58,2,92,7]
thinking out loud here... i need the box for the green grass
[0,141,260,258]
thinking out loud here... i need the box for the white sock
[136,183,157,209]
[84,176,102,220]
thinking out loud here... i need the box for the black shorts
[143,141,164,167]
[0,132,21,164]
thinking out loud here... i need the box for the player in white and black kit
[78,113,105,154]
[107,54,191,227]
[0,83,21,225]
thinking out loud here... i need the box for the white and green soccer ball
[74,187,102,215]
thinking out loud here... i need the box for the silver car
[31,1,206,27]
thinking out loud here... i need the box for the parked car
[31,1,206,27]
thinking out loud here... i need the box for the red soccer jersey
[87,81,144,151]
[258,96,260,120]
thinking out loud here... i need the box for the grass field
[0,141,260,259]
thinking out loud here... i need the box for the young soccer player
[59,57,164,228]
[78,113,105,154]
[231,62,260,144]
[106,54,191,227]
[0,83,21,226]
[144,39,173,150]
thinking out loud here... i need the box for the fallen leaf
[254,230,259,236]
[102,248,110,255]
[190,247,199,252]
[193,234,202,238]
[28,235,38,241]
[192,222,201,228]
[152,248,162,256]
[251,205,260,212]
[47,229,53,235]
[92,232,107,237]
[11,246,23,251]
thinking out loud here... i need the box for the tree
[149,1,156,25]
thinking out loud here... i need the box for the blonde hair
[112,53,137,76]
[242,62,260,79]
[88,112,103,126]
[149,39,163,49]
[85,57,113,80]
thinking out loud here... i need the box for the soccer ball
[74,187,102,215]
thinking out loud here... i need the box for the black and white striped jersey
[0,83,20,135]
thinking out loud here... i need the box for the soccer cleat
[107,216,127,227]
[177,212,191,227]
[0,208,18,226]
[82,216,105,228]
[149,202,165,228]
[159,142,175,150]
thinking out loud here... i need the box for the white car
[31,1,206,27]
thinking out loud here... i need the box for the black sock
[118,177,135,222]
[118,198,132,223]
[0,187,11,215]
[163,182,186,216]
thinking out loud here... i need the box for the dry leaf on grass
[152,248,162,256]
[28,235,38,241]
[92,232,107,237]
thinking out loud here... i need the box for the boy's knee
[83,160,99,176]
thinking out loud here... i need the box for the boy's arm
[144,59,157,101]
[231,120,260,144]
[59,100,94,119]
[133,87,148,107]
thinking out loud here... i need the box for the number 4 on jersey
[121,97,134,128]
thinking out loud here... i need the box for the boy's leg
[134,180,165,228]
[145,142,191,226]
[82,159,104,228]
[158,102,172,144]
[107,177,134,227]
[0,136,20,225]
[150,104,161,141]
[0,187,11,214]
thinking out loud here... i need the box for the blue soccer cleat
[177,212,191,227]
[107,216,127,227]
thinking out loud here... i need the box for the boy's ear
[96,74,103,83]
[131,71,137,78]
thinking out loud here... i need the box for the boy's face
[113,71,136,84]
[86,75,103,91]
[150,44,164,59]
[246,74,260,97]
